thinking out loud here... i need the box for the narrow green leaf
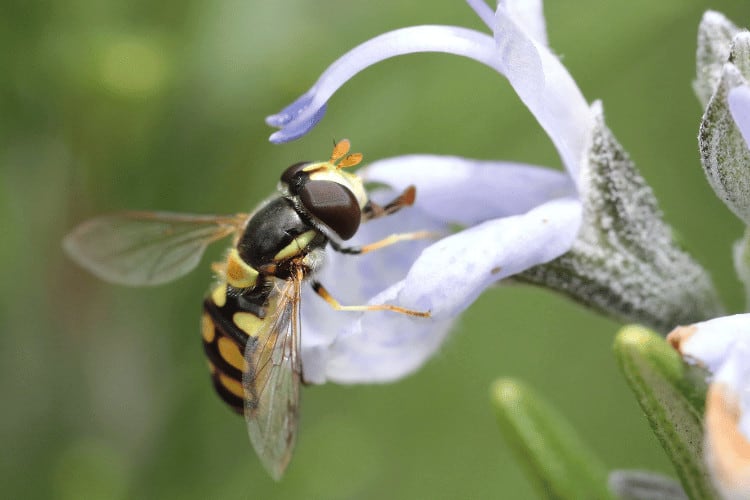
[613,325,716,499]
[491,378,613,500]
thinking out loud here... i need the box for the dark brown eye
[280,162,311,192]
[299,180,361,240]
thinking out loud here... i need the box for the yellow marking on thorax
[201,314,215,342]
[211,283,227,307]
[273,230,316,262]
[225,249,259,288]
[218,337,248,372]
[207,361,216,375]
[219,373,245,399]
[233,312,263,337]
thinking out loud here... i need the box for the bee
[64,140,430,480]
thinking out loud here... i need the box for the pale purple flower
[669,316,750,498]
[274,0,595,384]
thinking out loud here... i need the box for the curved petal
[501,0,548,46]
[493,4,592,183]
[267,25,501,143]
[267,8,591,189]
[362,154,575,225]
[314,196,582,383]
[729,84,750,150]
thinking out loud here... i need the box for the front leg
[361,185,416,222]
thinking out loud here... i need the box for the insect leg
[361,185,416,222]
[329,231,437,255]
[311,281,430,317]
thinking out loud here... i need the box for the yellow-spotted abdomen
[202,281,271,414]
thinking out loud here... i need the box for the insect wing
[242,276,302,480]
[63,211,246,286]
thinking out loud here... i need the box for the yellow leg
[331,230,438,255]
[312,282,430,317]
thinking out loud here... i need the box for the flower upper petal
[268,5,592,190]
[493,4,592,184]
[729,84,750,150]
[267,25,500,143]
[500,0,548,46]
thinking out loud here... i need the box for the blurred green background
[3,0,750,498]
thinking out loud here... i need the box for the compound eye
[299,180,361,240]
[280,161,311,192]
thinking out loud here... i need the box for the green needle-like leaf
[613,326,716,500]
[491,378,613,500]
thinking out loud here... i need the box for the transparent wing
[242,273,302,481]
[63,211,247,286]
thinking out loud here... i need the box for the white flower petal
[729,84,750,150]
[362,154,575,225]
[704,346,750,499]
[500,0,548,46]
[317,196,582,383]
[494,4,592,183]
[668,314,750,496]
[267,25,500,143]
[668,313,750,374]
[713,344,750,438]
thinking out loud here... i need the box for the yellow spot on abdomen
[201,314,215,342]
[211,283,227,307]
[233,312,263,337]
[218,337,248,372]
[274,230,316,262]
[219,374,245,399]
[225,249,259,288]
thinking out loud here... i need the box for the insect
[64,140,430,480]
